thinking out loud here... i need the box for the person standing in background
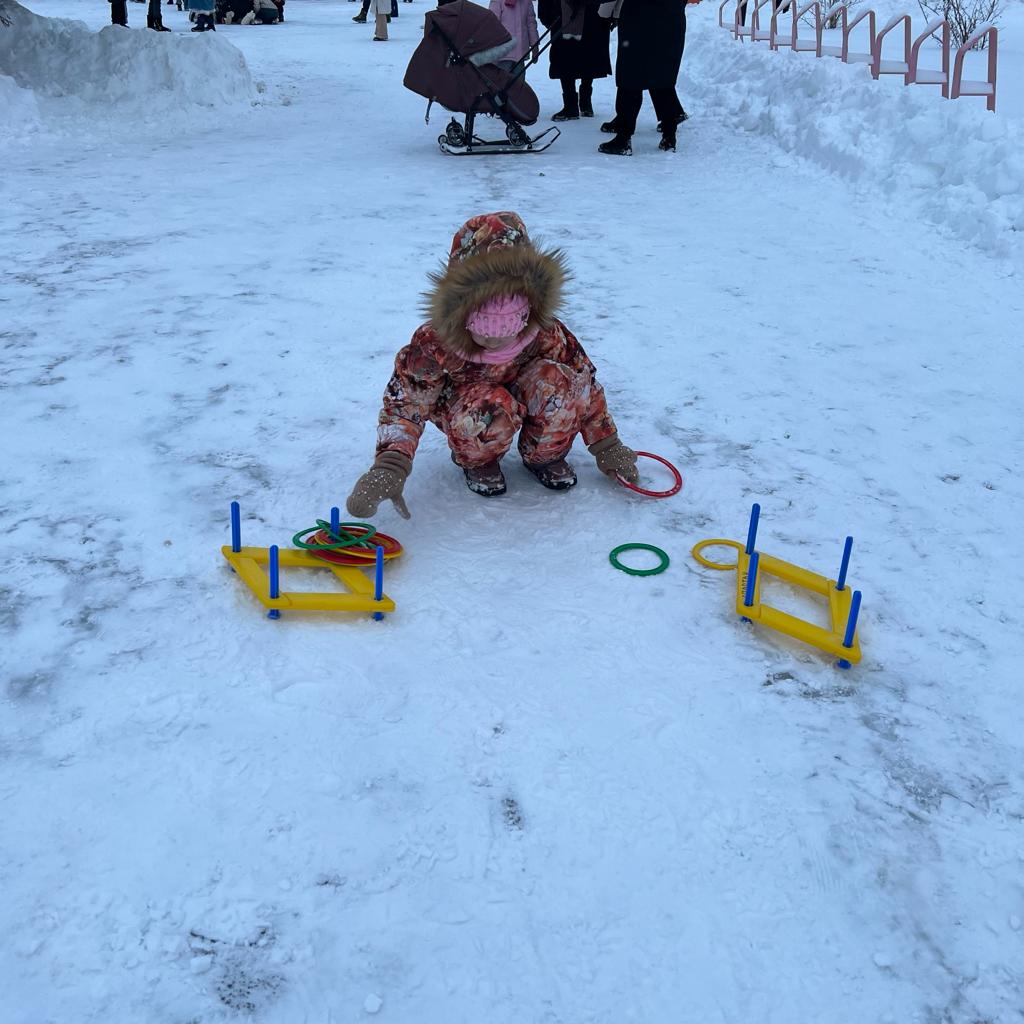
[353,0,395,26]
[598,0,698,155]
[488,0,541,68]
[538,0,612,121]
[185,0,217,30]
[146,0,171,30]
[373,0,391,38]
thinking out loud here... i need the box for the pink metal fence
[951,23,998,112]
[719,1,999,112]
[909,19,950,97]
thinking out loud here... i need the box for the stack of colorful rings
[292,521,403,567]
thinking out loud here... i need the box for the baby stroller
[403,0,562,156]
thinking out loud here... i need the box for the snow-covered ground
[2,2,1023,1022]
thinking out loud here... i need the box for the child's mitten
[588,434,639,484]
[346,451,413,520]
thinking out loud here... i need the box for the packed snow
[2,2,1023,1023]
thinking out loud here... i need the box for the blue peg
[373,545,384,621]
[743,551,759,608]
[836,536,853,591]
[745,503,761,555]
[330,506,341,537]
[837,590,862,669]
[268,544,281,619]
[230,501,241,553]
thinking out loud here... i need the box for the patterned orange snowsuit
[376,320,618,469]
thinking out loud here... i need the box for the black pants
[560,77,593,104]
[613,87,682,136]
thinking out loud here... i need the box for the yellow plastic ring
[691,538,743,571]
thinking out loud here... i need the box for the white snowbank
[0,0,255,140]
[0,71,41,138]
[685,23,1024,257]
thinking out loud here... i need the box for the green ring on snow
[608,543,670,577]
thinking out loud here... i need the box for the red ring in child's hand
[615,451,683,499]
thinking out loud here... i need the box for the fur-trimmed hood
[424,212,569,359]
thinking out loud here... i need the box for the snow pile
[0,0,255,139]
[685,21,1024,257]
[0,69,41,138]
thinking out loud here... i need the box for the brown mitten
[588,433,639,484]
[346,451,412,520]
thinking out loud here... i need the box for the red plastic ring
[308,527,403,565]
[616,451,683,499]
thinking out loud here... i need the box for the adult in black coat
[538,0,613,120]
[598,0,694,155]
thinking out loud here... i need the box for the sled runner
[437,115,560,156]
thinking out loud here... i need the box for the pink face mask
[465,293,530,339]
[465,325,540,364]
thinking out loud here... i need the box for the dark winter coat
[615,0,686,91]
[538,0,612,82]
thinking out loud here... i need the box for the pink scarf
[465,325,539,364]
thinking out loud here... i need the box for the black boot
[147,13,171,29]
[552,99,580,121]
[552,81,580,122]
[599,118,619,134]
[352,9,367,20]
[656,110,689,132]
[598,133,632,156]
[658,129,676,152]
[578,82,594,118]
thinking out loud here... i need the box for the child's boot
[523,458,577,490]
[461,459,507,497]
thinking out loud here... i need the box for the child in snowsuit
[488,0,540,67]
[346,212,638,520]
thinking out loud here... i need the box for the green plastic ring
[292,521,378,551]
[609,543,670,577]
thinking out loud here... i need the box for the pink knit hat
[465,293,530,338]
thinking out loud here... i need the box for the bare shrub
[821,0,865,32]
[917,0,1002,48]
